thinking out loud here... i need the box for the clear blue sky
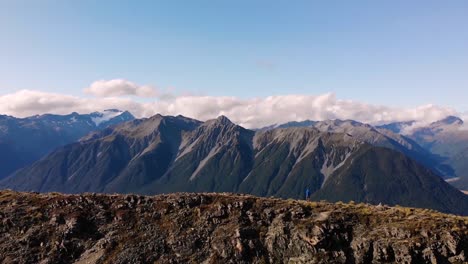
[1,0,467,110]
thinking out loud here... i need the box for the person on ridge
[305,188,310,201]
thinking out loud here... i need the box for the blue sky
[1,0,467,111]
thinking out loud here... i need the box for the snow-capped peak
[90,109,124,126]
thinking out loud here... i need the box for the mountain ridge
[0,110,135,179]
[2,114,467,215]
[0,190,466,263]
[380,116,468,190]
[260,118,453,178]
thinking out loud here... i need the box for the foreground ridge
[0,191,466,263]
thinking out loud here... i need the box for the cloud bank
[0,86,460,129]
[84,79,158,97]
[459,112,468,130]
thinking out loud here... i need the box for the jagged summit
[148,113,164,120]
[204,115,234,126]
[432,115,464,126]
[217,114,231,122]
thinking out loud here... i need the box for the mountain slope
[2,114,467,215]
[1,115,200,193]
[0,191,466,264]
[140,116,255,194]
[410,116,468,190]
[0,110,134,179]
[238,128,361,198]
[263,119,453,178]
[313,146,468,214]
[381,116,468,190]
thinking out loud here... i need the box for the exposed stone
[0,190,466,264]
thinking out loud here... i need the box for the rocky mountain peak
[433,115,464,126]
[313,119,374,133]
[214,115,233,125]
[200,115,238,133]
[148,113,164,120]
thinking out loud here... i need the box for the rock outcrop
[0,191,466,263]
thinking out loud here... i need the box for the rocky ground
[0,190,466,264]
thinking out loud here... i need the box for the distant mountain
[382,116,468,190]
[0,110,134,179]
[257,120,318,131]
[410,116,464,147]
[378,116,464,136]
[2,114,467,215]
[262,119,427,153]
[260,119,453,178]
[376,120,416,134]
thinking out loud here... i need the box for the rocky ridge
[0,191,466,263]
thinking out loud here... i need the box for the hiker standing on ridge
[305,188,310,201]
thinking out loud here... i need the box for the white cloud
[0,89,460,129]
[0,90,146,118]
[84,79,158,97]
[461,112,468,130]
[146,94,458,128]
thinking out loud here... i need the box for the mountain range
[1,114,467,215]
[378,116,468,190]
[262,116,468,191]
[261,119,455,179]
[0,109,134,179]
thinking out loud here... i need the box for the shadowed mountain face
[0,110,134,179]
[2,114,467,215]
